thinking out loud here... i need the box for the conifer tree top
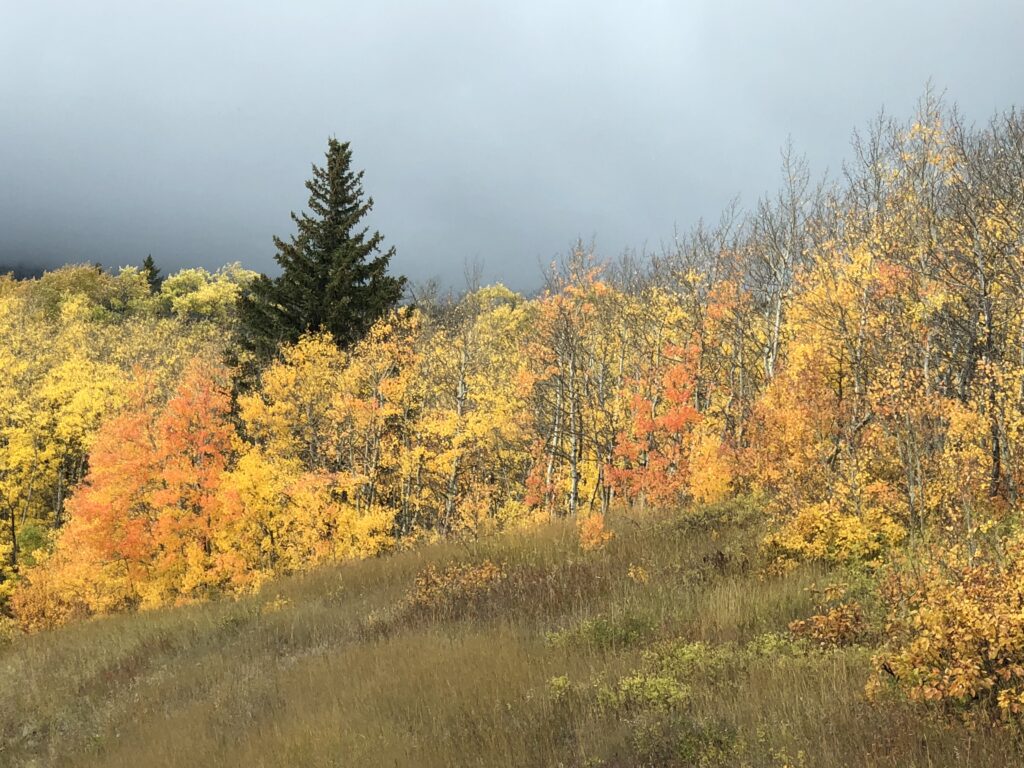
[141,254,162,292]
[238,138,406,359]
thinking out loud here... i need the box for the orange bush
[578,513,615,552]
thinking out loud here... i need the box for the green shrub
[547,612,657,651]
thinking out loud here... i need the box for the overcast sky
[2,1,1023,291]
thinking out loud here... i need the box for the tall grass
[2,501,1022,767]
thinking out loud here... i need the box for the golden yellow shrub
[578,513,615,552]
[873,543,1024,717]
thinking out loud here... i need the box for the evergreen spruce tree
[141,254,162,292]
[239,138,406,359]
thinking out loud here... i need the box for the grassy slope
[2,503,1022,767]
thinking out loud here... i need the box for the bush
[789,602,865,648]
[547,612,656,651]
[789,584,868,649]
[763,499,905,570]
[0,615,21,645]
[546,640,748,767]
[627,713,739,768]
[406,560,508,620]
[615,672,691,712]
[871,544,1024,717]
[578,513,615,552]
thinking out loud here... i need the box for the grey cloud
[2,0,1023,291]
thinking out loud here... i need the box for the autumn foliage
[14,364,237,626]
[7,94,1024,724]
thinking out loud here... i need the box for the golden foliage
[872,544,1024,716]
[578,513,615,552]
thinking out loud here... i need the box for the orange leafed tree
[145,363,237,602]
[609,344,702,509]
[13,362,237,627]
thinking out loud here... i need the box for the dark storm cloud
[2,1,1023,291]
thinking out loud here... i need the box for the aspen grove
[8,95,1024,717]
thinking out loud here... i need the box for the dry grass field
[3,501,1022,767]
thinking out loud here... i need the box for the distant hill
[0,263,48,280]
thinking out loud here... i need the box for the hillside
[6,98,1024,764]
[3,502,1021,768]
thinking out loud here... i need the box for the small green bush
[547,612,657,651]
